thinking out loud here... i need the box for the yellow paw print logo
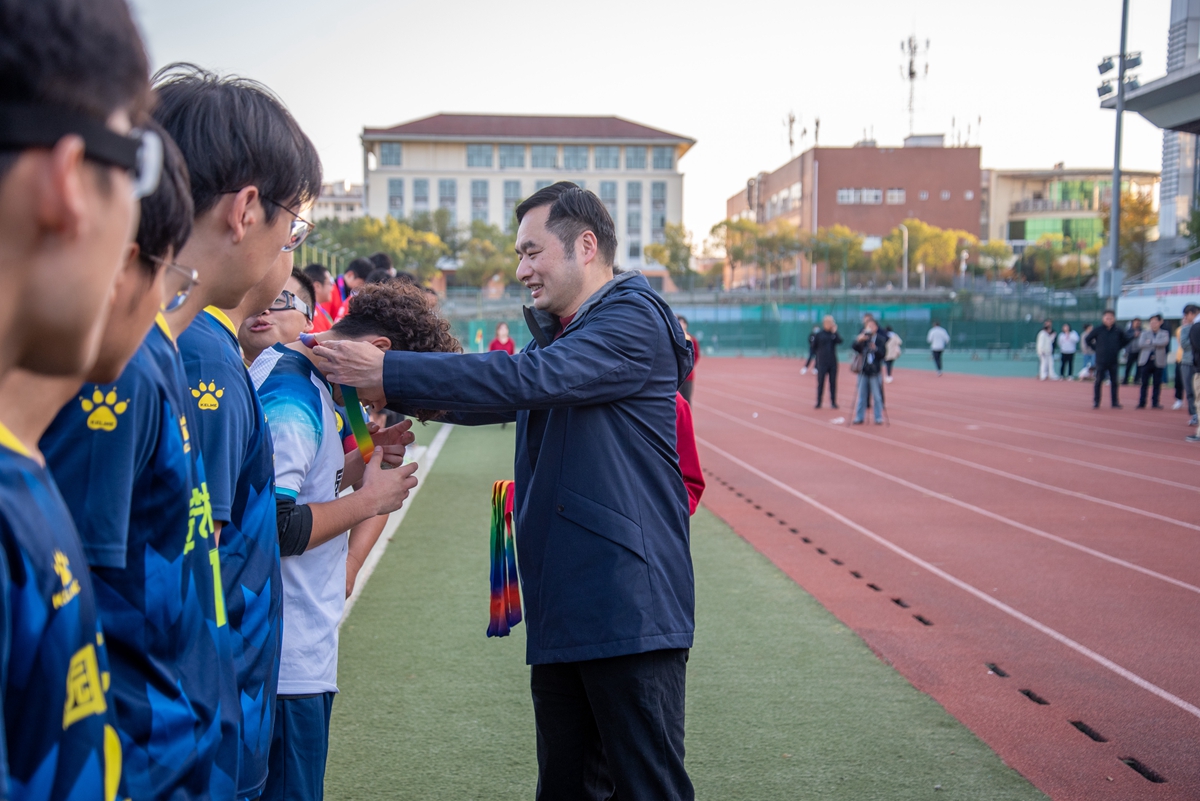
[80,388,127,432]
[191,381,224,411]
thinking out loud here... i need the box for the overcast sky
[130,0,1171,244]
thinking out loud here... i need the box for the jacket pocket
[554,484,646,561]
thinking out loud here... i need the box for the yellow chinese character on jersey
[80,388,128,432]
[63,644,107,729]
[183,481,214,555]
[51,550,81,609]
[191,381,224,411]
[179,414,191,454]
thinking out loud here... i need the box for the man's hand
[357,448,419,516]
[313,340,388,408]
[368,418,415,468]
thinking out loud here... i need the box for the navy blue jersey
[41,315,240,800]
[0,426,121,801]
[179,308,280,799]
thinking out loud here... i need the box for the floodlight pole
[899,223,909,291]
[1106,0,1130,309]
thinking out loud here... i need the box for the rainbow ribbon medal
[300,332,374,462]
[487,480,522,637]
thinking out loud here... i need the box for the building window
[600,181,617,220]
[531,145,558,169]
[333,203,342,213]
[860,188,882,205]
[535,180,552,191]
[836,188,859,204]
[499,145,525,169]
[380,142,401,166]
[387,178,404,218]
[594,146,619,170]
[438,179,457,219]
[652,146,674,170]
[471,180,488,223]
[563,145,588,170]
[504,180,521,230]
[886,188,906,205]
[918,190,929,201]
[651,181,666,242]
[940,190,951,200]
[625,146,647,170]
[965,190,975,200]
[629,240,642,260]
[413,179,429,212]
[627,181,643,239]
[467,144,493,168]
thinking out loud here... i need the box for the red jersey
[489,338,515,355]
[676,393,704,514]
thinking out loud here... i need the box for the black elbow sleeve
[276,495,313,556]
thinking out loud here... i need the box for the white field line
[340,424,454,625]
[713,381,1200,493]
[695,403,1200,597]
[703,387,1200,533]
[698,436,1200,722]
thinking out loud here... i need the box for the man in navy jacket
[317,182,696,800]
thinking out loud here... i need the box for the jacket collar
[524,269,642,344]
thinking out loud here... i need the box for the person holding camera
[852,319,889,425]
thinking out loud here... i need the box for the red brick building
[725,136,981,286]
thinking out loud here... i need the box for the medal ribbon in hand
[301,332,374,463]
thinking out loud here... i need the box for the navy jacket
[382,272,696,664]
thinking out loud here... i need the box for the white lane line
[340,424,454,625]
[697,436,1200,722]
[695,403,1200,597]
[715,381,1200,491]
[704,387,1200,533]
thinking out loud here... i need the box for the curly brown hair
[332,282,461,421]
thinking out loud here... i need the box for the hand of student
[314,340,388,407]
[369,418,415,468]
[358,448,419,516]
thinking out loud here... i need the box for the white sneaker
[885,376,894,384]
[801,368,808,375]
[1173,399,1183,410]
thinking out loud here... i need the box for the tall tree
[1100,191,1157,277]
[456,220,517,287]
[644,222,695,288]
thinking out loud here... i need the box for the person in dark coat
[1086,309,1133,408]
[801,325,820,374]
[812,315,842,408]
[314,182,696,801]
[852,319,889,424]
[1123,317,1143,384]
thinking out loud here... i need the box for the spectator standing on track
[1079,324,1096,380]
[1180,305,1198,426]
[489,321,516,355]
[1137,314,1169,409]
[852,319,888,425]
[1057,323,1079,380]
[1036,319,1056,380]
[1123,318,1143,384]
[677,315,699,405]
[813,315,842,409]
[1188,319,1200,441]
[801,325,820,374]
[1086,310,1130,408]
[884,325,902,383]
[927,320,949,375]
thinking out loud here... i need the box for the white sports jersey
[251,344,348,694]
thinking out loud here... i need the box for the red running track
[691,358,1200,800]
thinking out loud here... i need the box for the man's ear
[369,335,391,353]
[578,230,599,268]
[227,186,261,245]
[34,135,88,238]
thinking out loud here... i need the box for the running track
[692,358,1200,800]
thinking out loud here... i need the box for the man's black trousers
[816,363,837,407]
[1139,358,1163,406]
[531,649,693,801]
[1094,362,1120,407]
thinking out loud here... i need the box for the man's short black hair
[394,272,418,286]
[1103,309,1116,317]
[346,257,374,280]
[135,119,192,277]
[515,181,617,267]
[366,268,392,285]
[0,0,151,179]
[151,63,321,223]
[303,263,330,284]
[1184,304,1200,316]
[1150,313,1163,322]
[289,266,315,310]
[368,251,393,272]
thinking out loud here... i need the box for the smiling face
[515,204,585,317]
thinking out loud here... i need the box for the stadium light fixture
[1098,57,1114,75]
[1124,52,1141,70]
[1098,82,1114,97]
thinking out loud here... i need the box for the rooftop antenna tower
[785,111,797,157]
[900,35,930,135]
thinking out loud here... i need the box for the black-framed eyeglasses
[0,104,163,199]
[148,255,200,312]
[269,289,312,321]
[216,189,313,252]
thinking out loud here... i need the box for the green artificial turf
[326,424,1045,800]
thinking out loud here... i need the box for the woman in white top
[1057,323,1080,380]
[1036,320,1056,380]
